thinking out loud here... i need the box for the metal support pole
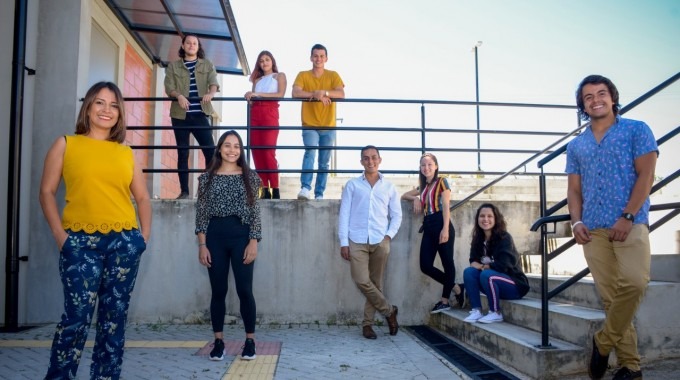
[3,0,29,332]
[420,104,426,155]
[474,45,481,172]
[537,173,553,348]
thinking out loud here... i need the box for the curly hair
[178,34,205,59]
[575,74,620,121]
[470,203,508,251]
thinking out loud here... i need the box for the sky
[217,0,680,190]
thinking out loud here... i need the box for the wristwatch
[325,90,329,97]
[621,212,634,222]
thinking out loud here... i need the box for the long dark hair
[418,153,440,192]
[576,74,620,121]
[178,33,205,59]
[75,81,127,143]
[470,203,508,251]
[249,50,279,83]
[201,130,256,205]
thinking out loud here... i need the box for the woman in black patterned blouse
[195,130,262,361]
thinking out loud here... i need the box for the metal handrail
[124,96,579,179]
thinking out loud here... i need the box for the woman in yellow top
[39,81,151,380]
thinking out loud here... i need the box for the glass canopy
[104,0,249,75]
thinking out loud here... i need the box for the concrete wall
[25,199,541,325]
[23,0,89,323]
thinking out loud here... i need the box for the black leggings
[206,216,256,334]
[171,114,215,194]
[420,212,456,299]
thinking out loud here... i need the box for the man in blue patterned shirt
[566,75,658,380]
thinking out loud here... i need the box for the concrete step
[429,276,680,378]
[498,297,604,348]
[524,275,680,360]
[526,274,603,309]
[430,308,584,379]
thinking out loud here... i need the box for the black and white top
[184,59,203,114]
[195,171,262,240]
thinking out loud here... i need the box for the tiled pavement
[2,323,679,379]
[0,323,464,379]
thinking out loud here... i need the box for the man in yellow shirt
[292,43,345,200]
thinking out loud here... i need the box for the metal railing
[125,97,578,179]
[528,71,680,348]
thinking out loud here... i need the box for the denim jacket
[164,58,220,120]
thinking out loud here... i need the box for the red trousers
[250,102,280,188]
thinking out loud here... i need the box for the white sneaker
[478,311,503,324]
[464,309,483,323]
[315,195,323,200]
[297,188,312,200]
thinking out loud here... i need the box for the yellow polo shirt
[293,69,344,127]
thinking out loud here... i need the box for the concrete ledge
[651,254,680,282]
[23,199,545,324]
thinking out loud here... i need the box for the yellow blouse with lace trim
[61,135,138,234]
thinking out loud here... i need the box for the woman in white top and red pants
[245,50,287,199]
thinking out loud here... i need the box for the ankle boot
[261,188,271,199]
[271,188,280,199]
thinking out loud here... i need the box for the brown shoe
[362,325,377,340]
[386,305,399,336]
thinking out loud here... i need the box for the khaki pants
[349,239,393,327]
[583,224,650,371]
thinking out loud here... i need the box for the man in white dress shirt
[338,145,402,339]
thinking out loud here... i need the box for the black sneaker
[588,336,609,379]
[430,301,450,314]
[612,367,642,380]
[241,338,256,360]
[176,192,190,200]
[209,338,224,361]
[454,283,466,308]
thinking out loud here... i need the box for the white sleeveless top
[254,73,278,93]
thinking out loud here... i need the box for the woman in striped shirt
[402,153,464,313]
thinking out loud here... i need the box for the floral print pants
[45,229,146,380]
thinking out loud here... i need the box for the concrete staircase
[429,258,680,379]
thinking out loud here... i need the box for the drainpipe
[3,0,29,332]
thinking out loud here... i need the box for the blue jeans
[301,129,336,198]
[46,229,146,380]
[463,267,521,312]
